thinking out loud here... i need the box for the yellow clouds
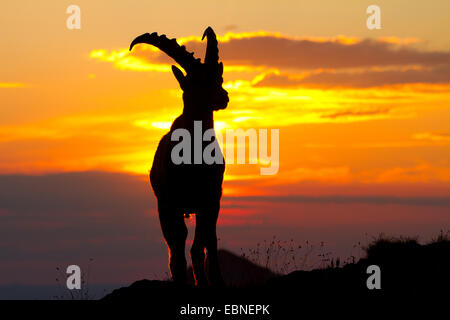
[375,164,450,183]
[134,120,172,130]
[219,79,450,126]
[0,83,26,88]
[89,30,450,129]
[90,49,170,72]
[413,132,450,143]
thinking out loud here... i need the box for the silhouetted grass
[240,236,334,275]
[239,230,450,277]
[54,258,95,300]
[102,230,450,301]
[363,229,449,260]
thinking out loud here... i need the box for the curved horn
[202,26,219,67]
[129,32,200,72]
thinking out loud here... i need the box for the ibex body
[130,27,229,287]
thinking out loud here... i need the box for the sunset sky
[1,1,450,292]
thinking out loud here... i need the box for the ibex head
[130,27,229,113]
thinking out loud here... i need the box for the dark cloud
[224,195,450,207]
[254,66,450,88]
[221,37,450,69]
[0,171,166,285]
[133,36,450,70]
[0,171,154,217]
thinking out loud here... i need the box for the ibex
[130,27,229,287]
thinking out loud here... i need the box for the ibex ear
[171,65,186,90]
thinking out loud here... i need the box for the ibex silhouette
[130,27,229,287]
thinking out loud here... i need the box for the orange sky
[1,1,450,209]
[1,2,450,194]
[0,0,450,288]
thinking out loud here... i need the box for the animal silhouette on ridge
[130,27,229,287]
